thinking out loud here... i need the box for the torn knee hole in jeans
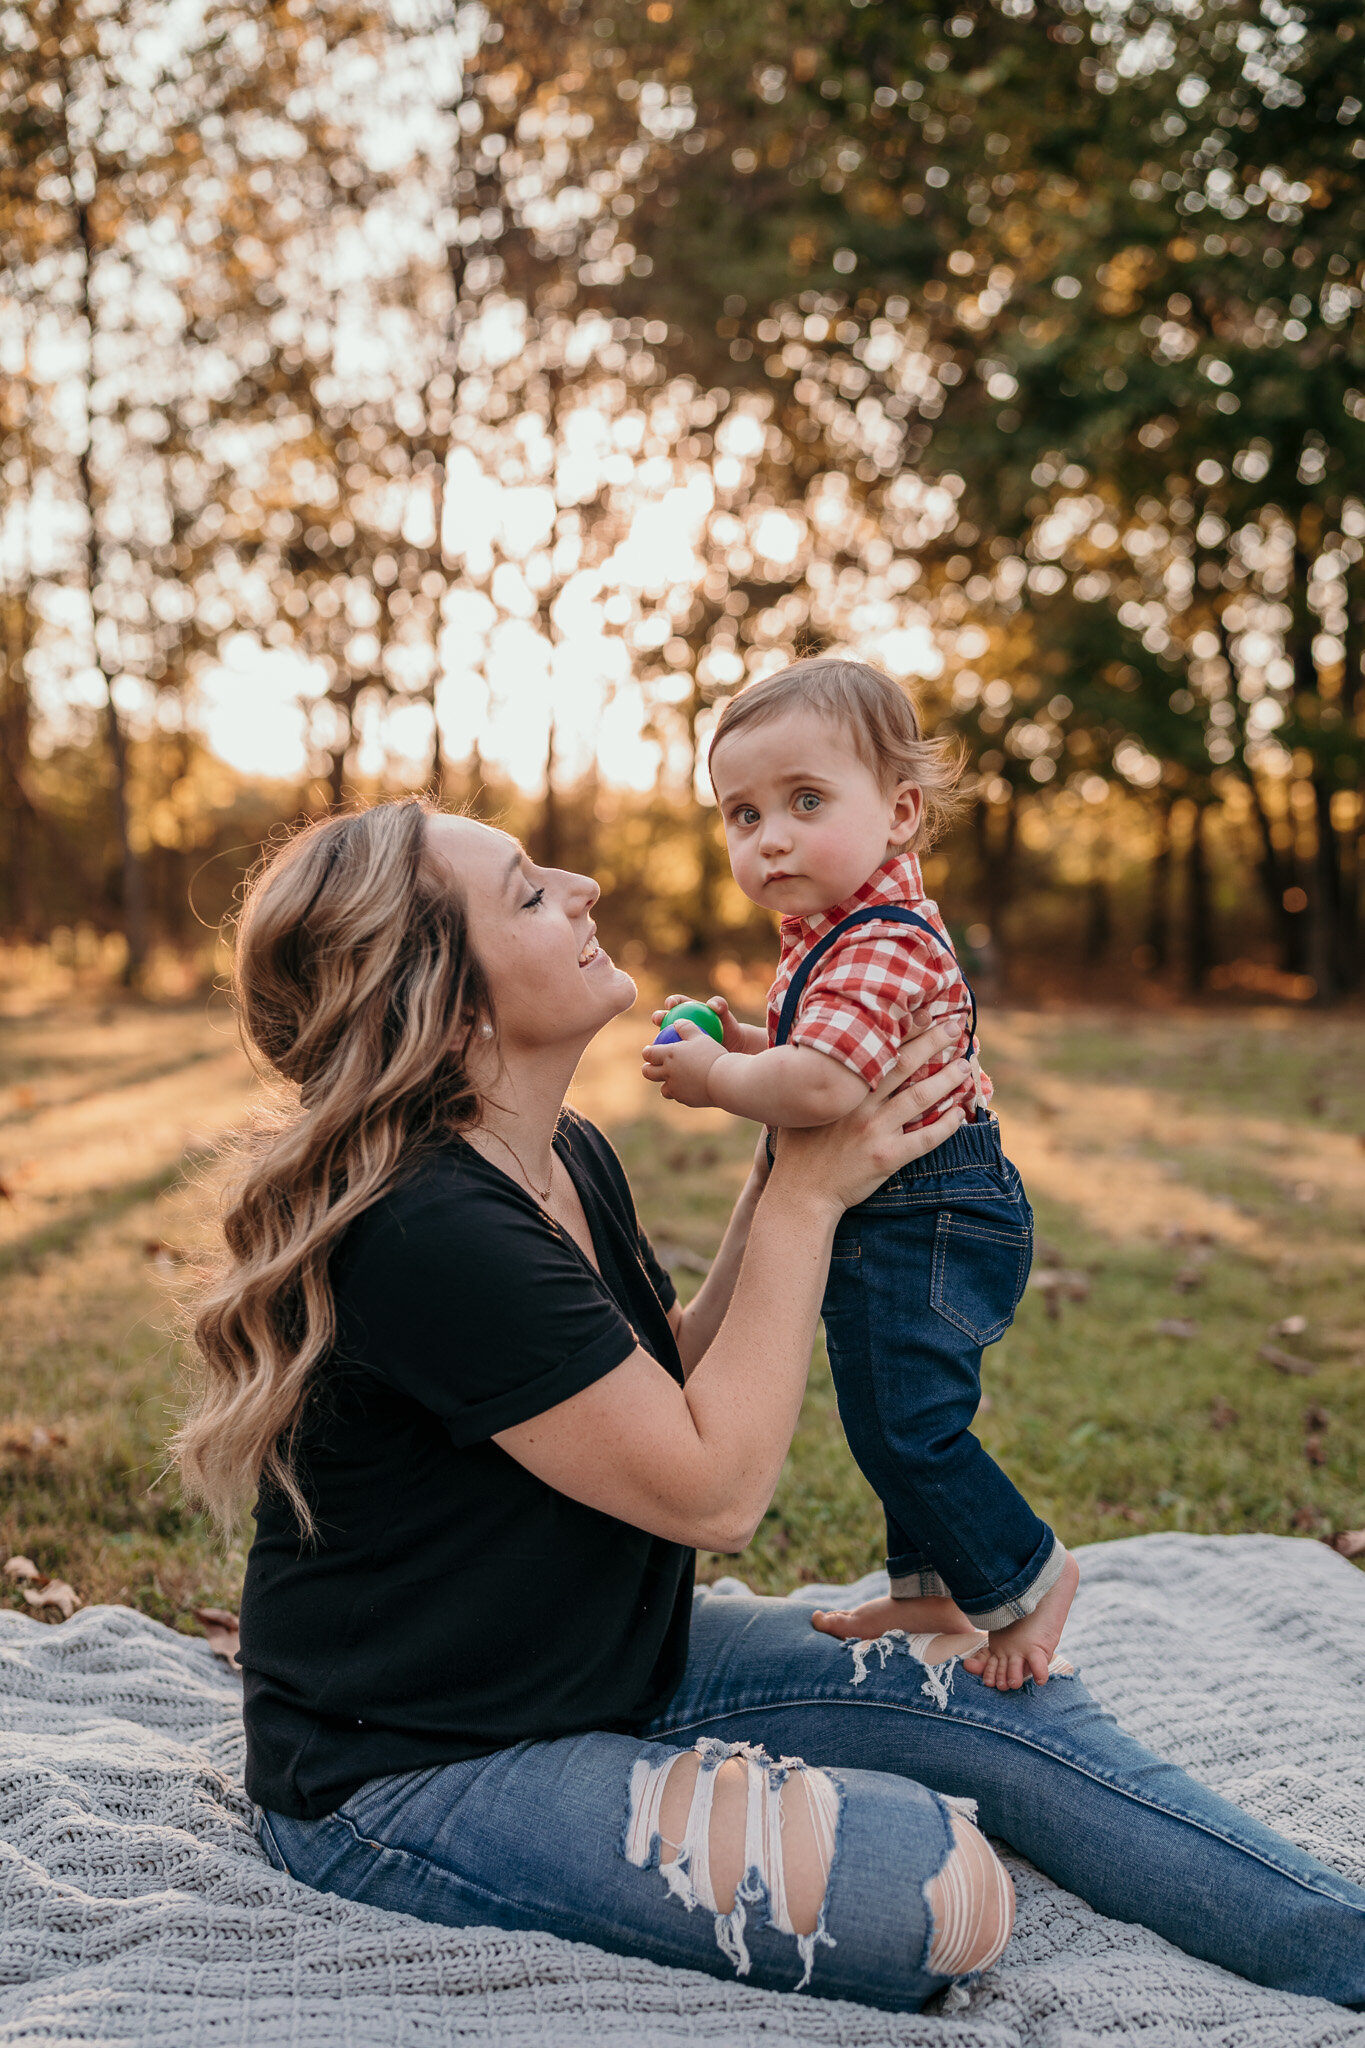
[925,1806,1015,1983]
[622,1739,840,1989]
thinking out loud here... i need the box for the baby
[642,657,1077,1690]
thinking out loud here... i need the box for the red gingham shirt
[765,853,991,1126]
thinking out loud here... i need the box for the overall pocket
[930,1211,1033,1346]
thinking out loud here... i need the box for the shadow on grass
[0,1162,196,1280]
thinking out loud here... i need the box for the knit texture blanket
[0,1532,1361,2047]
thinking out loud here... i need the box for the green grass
[0,995,1360,1633]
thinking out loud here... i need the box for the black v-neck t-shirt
[240,1112,693,1819]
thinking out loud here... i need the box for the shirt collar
[779,851,926,945]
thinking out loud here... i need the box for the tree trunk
[70,187,149,984]
[534,715,559,868]
[0,595,39,937]
[1240,765,1299,970]
[1144,793,1172,970]
[1339,567,1363,992]
[1309,776,1340,1003]
[464,738,485,814]
[426,678,445,802]
[1288,532,1341,993]
[975,789,1016,969]
[1185,800,1216,995]
[1082,873,1110,967]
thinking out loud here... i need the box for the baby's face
[710,708,920,918]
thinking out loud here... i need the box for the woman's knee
[630,1742,839,1940]
[926,1812,1015,1976]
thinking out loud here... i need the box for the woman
[178,799,1365,2013]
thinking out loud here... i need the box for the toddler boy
[642,657,1076,1690]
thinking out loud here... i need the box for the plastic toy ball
[653,1000,725,1047]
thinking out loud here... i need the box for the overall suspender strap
[773,905,980,1069]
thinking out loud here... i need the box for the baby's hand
[641,1021,725,1108]
[649,994,748,1055]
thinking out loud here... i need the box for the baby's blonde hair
[709,657,965,850]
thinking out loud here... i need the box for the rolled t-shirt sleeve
[339,1188,643,1447]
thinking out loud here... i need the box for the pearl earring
[480,1022,494,1039]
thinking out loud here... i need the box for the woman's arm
[668,1131,769,1377]
[495,1023,968,1551]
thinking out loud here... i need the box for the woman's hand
[769,1020,968,1220]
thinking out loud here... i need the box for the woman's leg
[644,1588,1365,2008]
[257,1730,1011,2012]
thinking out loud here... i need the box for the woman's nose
[568,870,600,912]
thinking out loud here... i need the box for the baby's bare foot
[962,1553,1080,1691]
[811,1592,982,1657]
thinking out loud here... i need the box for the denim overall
[775,907,1057,1629]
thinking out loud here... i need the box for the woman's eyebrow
[502,847,526,896]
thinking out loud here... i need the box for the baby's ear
[888,781,922,846]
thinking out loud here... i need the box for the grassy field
[0,988,1361,1637]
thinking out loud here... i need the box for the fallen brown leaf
[1155,1318,1198,1339]
[1292,1505,1327,1531]
[1270,1315,1308,1339]
[193,1605,242,1674]
[5,1556,81,1620]
[1172,1266,1205,1294]
[22,1578,80,1620]
[1260,1344,1317,1377]
[1,1425,67,1458]
[1209,1397,1238,1431]
[1030,1269,1090,1320]
[1304,1434,1327,1468]
[1162,1225,1217,1249]
[1303,1404,1330,1432]
[1325,1530,1365,1558]
[143,1240,187,1268]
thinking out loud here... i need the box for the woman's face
[425,815,636,1054]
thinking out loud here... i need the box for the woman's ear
[888,782,922,849]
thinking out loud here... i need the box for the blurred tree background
[2,0,1362,1002]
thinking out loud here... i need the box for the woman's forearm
[676,1166,838,1549]
[674,1169,765,1375]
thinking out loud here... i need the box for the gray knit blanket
[0,1533,1362,2047]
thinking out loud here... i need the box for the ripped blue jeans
[258,1585,1365,2013]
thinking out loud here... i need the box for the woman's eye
[796,792,822,813]
[522,886,546,911]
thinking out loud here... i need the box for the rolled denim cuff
[887,1565,953,1600]
[966,1536,1070,1633]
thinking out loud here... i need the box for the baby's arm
[644,1028,868,1126]
[709,1044,869,1126]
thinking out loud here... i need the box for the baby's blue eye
[733,806,759,826]
[796,792,822,813]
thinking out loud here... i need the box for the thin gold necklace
[484,1127,556,1203]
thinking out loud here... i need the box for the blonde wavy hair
[709,657,965,850]
[175,799,491,1536]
